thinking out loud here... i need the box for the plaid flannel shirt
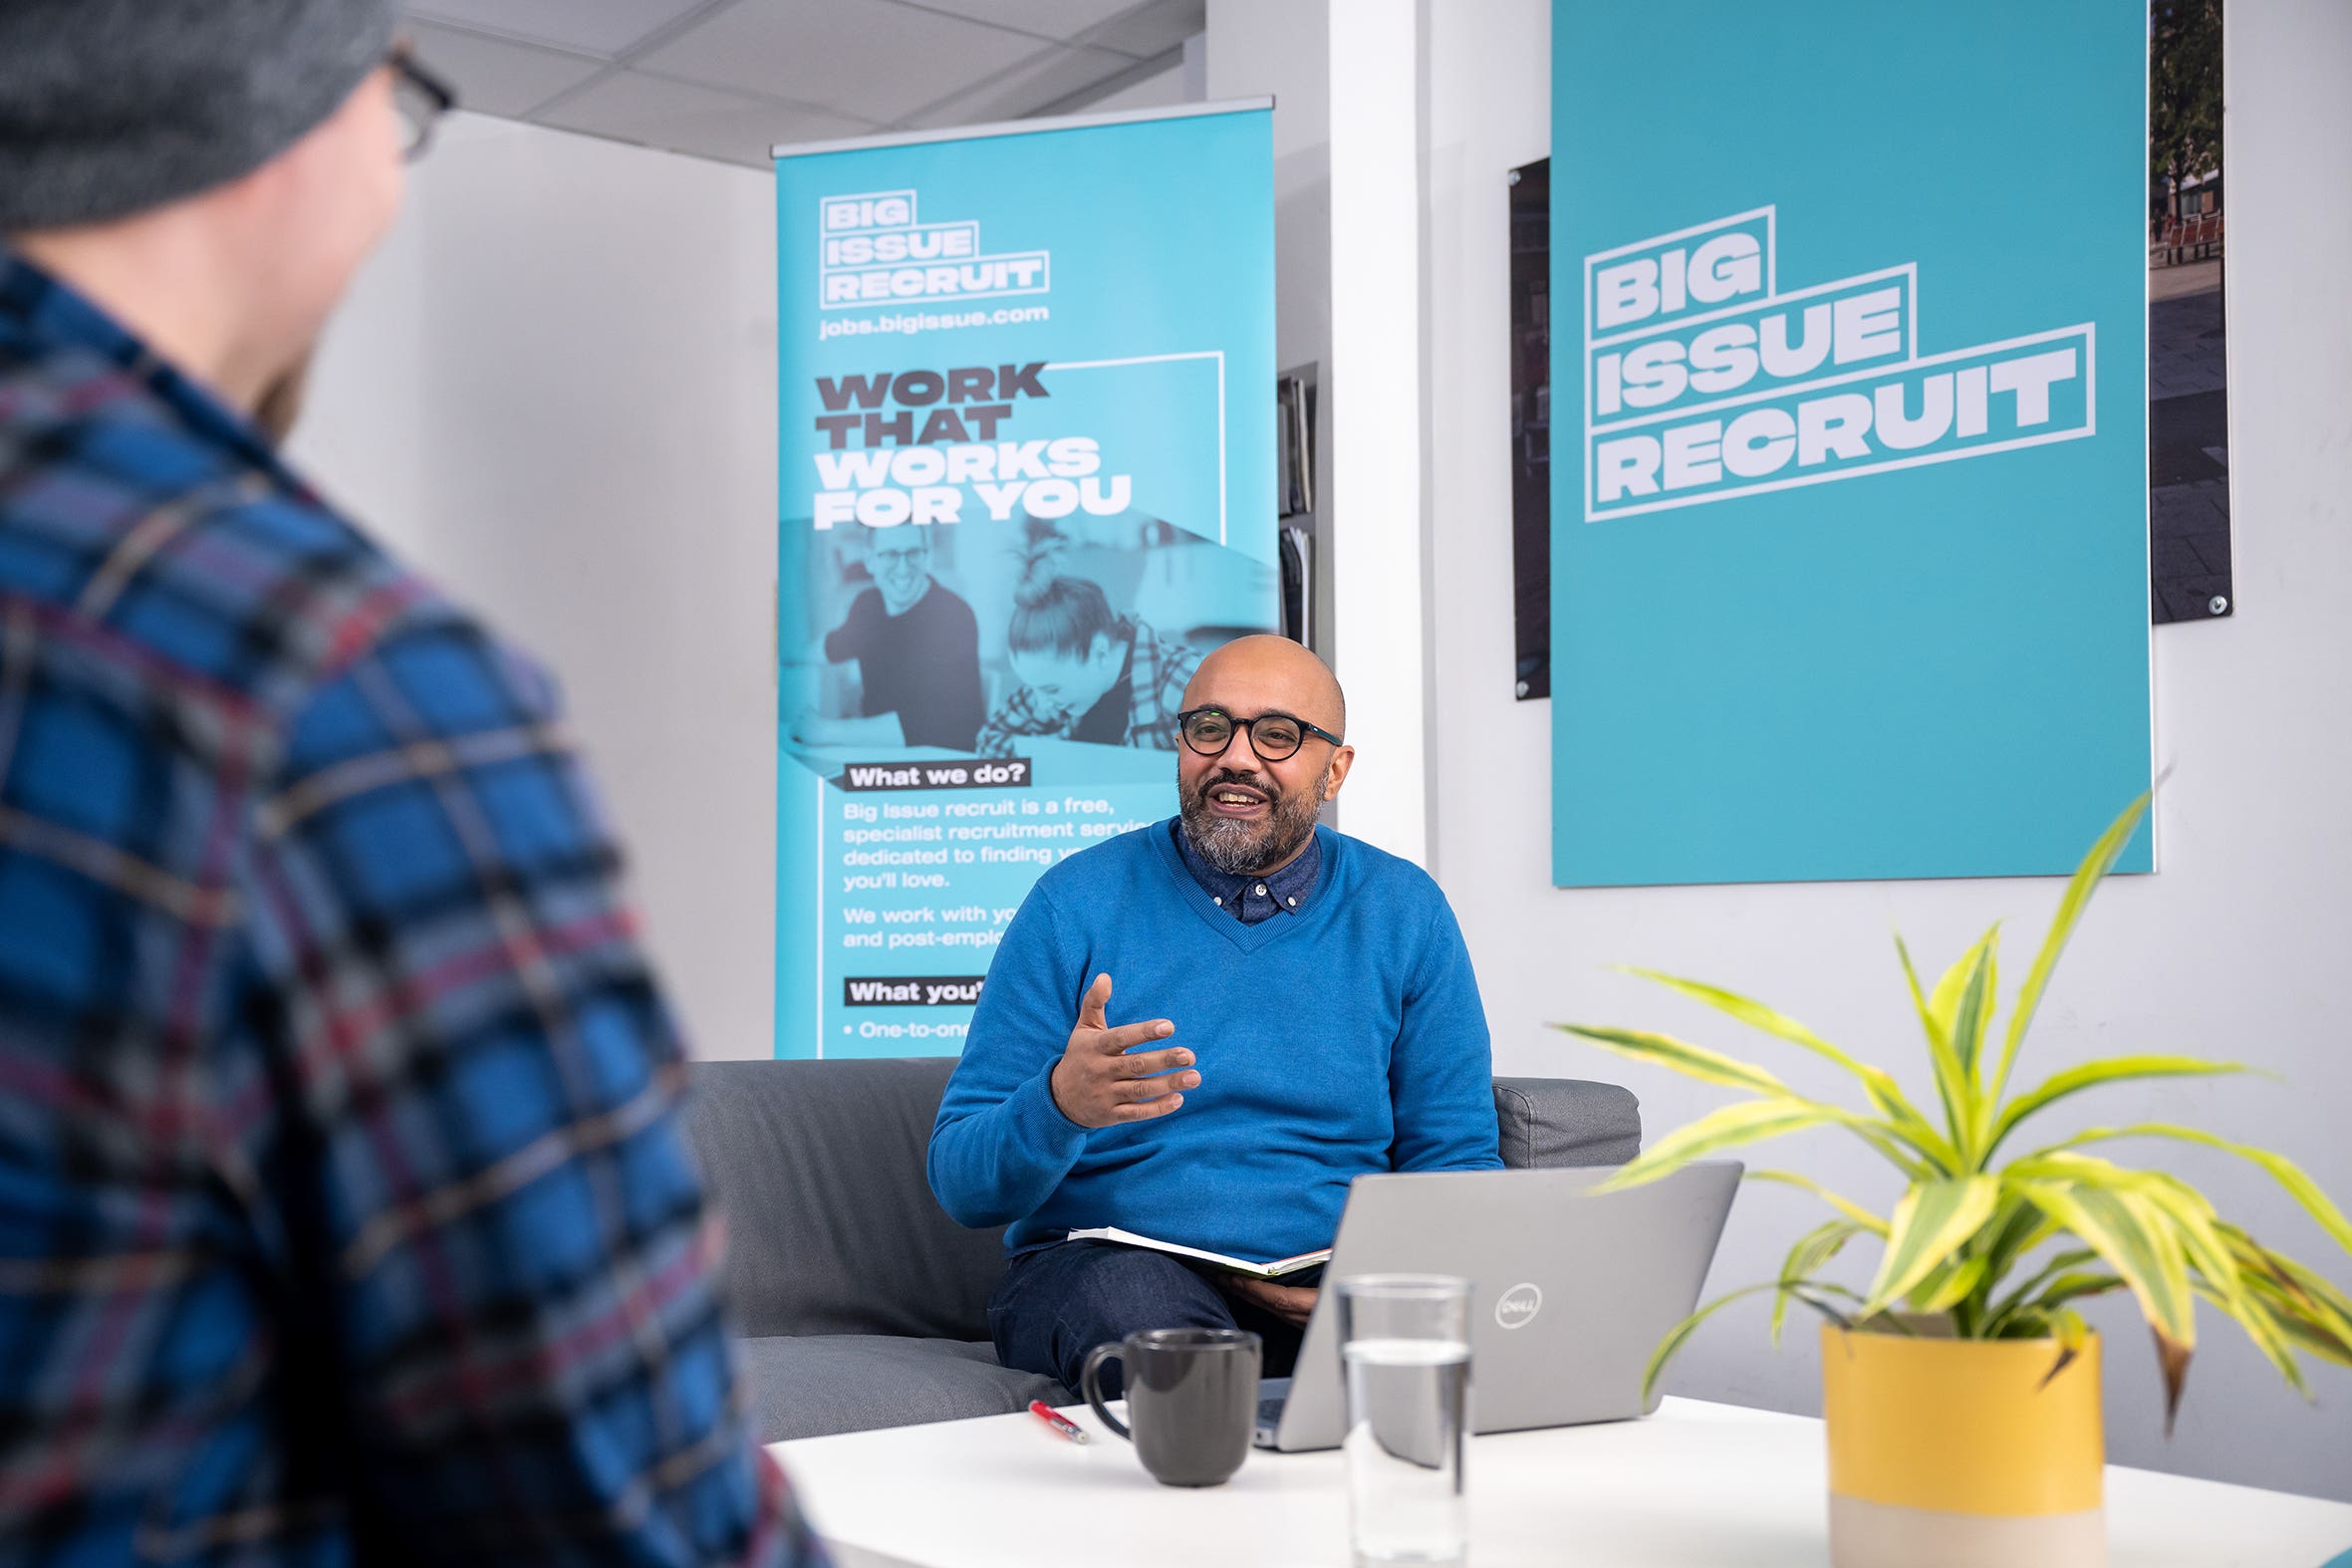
[0,251,823,1565]
[974,617,1199,756]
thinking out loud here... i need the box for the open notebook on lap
[1255,1163,1740,1451]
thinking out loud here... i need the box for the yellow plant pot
[1821,1323,2105,1568]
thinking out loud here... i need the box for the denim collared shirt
[1170,816,1323,923]
[0,249,818,1564]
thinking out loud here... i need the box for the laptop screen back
[1263,1163,1739,1450]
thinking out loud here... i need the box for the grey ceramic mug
[1080,1327,1261,1487]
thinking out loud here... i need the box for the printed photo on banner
[780,511,1274,772]
[981,519,1216,756]
[790,524,985,753]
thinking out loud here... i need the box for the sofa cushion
[1493,1076,1642,1169]
[735,1334,1067,1443]
[687,1057,1003,1342]
[687,1059,1646,1347]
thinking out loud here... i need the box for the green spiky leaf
[1745,1170,1888,1235]
[1613,969,1960,1170]
[1911,1253,1990,1316]
[1594,1099,1852,1193]
[1551,1024,1790,1098]
[2049,1125,2352,1256]
[1772,1219,1869,1347]
[1862,1176,1999,1317]
[2007,1176,2199,1428]
[1934,925,2000,1085]
[1896,932,1977,1160]
[1986,1056,2251,1159]
[1640,1280,1857,1406]
[1983,792,2151,1107]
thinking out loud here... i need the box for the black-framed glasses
[871,535,933,567]
[391,50,456,162]
[1176,706,1343,763]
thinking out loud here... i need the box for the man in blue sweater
[927,635,1502,1393]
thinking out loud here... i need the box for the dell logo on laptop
[1495,1283,1543,1329]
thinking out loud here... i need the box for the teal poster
[775,106,1276,1058]
[1551,1,2154,886]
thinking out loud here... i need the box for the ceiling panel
[405,21,607,120]
[1073,0,1204,61]
[637,0,1041,124]
[537,71,875,168]
[409,0,715,59]
[899,0,1153,47]
[902,44,1143,129]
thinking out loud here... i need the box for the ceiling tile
[409,0,715,59]
[404,21,607,119]
[1074,0,1204,60]
[897,0,1149,46]
[536,71,875,168]
[903,44,1143,129]
[637,0,1042,124]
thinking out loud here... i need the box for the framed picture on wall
[1276,368,1318,652]
[1507,157,1550,699]
[1277,371,1314,519]
[2149,0,2233,624]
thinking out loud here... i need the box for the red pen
[1028,1400,1091,1445]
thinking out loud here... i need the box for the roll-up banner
[1551,0,2154,886]
[774,104,1276,1060]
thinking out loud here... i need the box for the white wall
[1424,0,2352,1501]
[1324,0,1431,865]
[293,112,782,1061]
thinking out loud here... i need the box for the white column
[1325,0,1430,864]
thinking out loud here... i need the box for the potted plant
[1559,794,2352,1568]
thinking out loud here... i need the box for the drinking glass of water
[1335,1274,1471,1568]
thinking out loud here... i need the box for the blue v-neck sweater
[928,821,1502,1260]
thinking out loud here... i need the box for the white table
[773,1397,2352,1568]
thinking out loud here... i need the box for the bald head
[1182,635,1346,738]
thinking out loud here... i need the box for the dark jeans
[989,1240,1305,1399]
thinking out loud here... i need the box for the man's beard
[1178,765,1323,877]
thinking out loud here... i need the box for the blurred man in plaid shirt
[0,2,824,1562]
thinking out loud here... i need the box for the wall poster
[1550,0,2155,887]
[773,104,1277,1059]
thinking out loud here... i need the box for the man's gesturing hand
[1048,972,1195,1129]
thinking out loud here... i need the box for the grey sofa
[686,1056,1641,1443]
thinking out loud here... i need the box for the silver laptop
[1253,1162,1740,1451]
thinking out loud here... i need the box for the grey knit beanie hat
[0,0,401,232]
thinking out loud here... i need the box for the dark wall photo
[1508,157,1550,699]
[2150,0,2233,624]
